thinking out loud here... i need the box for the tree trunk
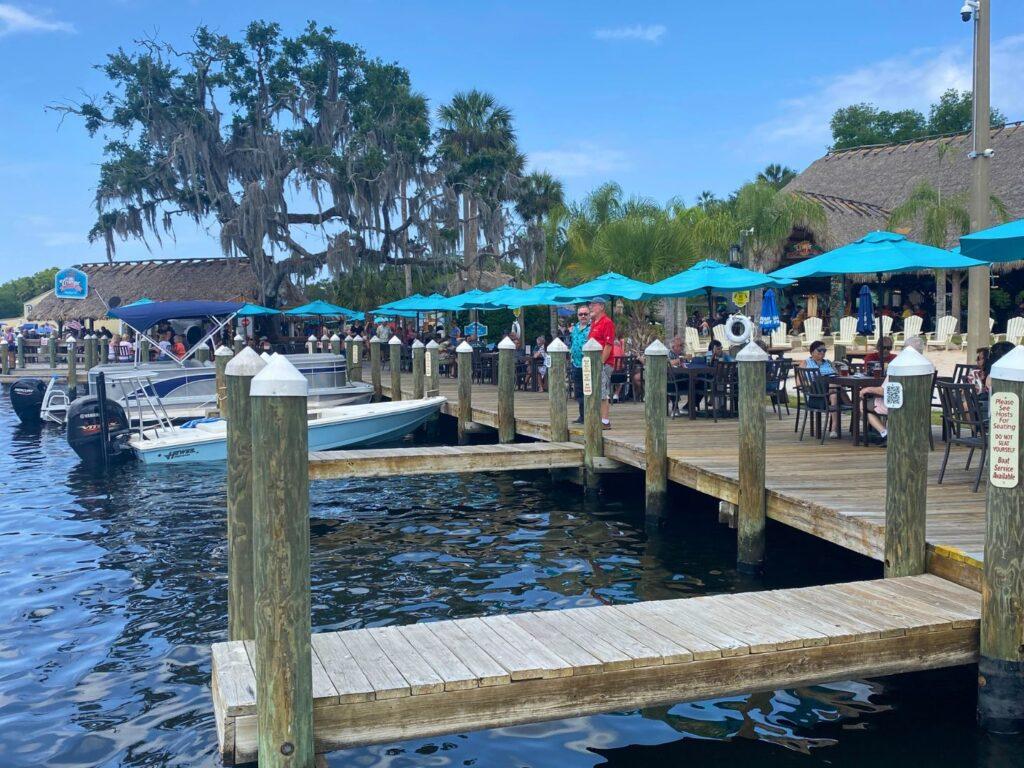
[404,264,413,295]
[951,270,963,326]
[935,269,948,326]
[402,181,413,295]
[664,298,676,340]
[463,195,478,288]
[549,306,557,336]
[829,276,845,335]
[677,298,687,335]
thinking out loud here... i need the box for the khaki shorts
[601,363,613,400]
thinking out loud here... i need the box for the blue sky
[1,0,1023,276]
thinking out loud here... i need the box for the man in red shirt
[588,296,615,429]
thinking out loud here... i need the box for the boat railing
[106,371,176,440]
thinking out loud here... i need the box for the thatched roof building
[28,257,299,322]
[781,121,1024,269]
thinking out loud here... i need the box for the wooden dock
[380,374,987,590]
[212,574,980,764]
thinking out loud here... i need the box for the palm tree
[515,171,565,283]
[695,190,719,211]
[437,90,521,287]
[732,181,825,320]
[756,163,797,190]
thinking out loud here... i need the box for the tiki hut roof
[784,121,1024,269]
[28,257,300,322]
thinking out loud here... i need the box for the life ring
[725,314,753,345]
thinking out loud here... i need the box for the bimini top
[108,300,244,330]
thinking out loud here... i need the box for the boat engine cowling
[66,396,130,465]
[9,378,46,424]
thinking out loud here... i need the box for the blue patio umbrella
[436,288,489,311]
[856,285,875,336]
[235,302,281,317]
[123,297,154,307]
[398,293,450,312]
[283,299,361,319]
[960,218,1024,263]
[460,285,521,310]
[471,282,567,309]
[375,293,424,313]
[760,288,781,334]
[635,260,791,299]
[551,272,652,303]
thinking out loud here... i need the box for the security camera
[960,1,978,22]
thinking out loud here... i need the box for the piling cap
[370,335,381,344]
[498,336,516,350]
[307,335,318,342]
[582,338,603,352]
[321,333,330,339]
[354,334,363,342]
[887,346,934,377]
[991,345,1024,383]
[234,333,244,341]
[330,334,341,342]
[345,335,353,341]
[644,339,668,356]
[426,339,439,349]
[66,335,76,343]
[736,341,770,362]
[412,339,425,349]
[250,353,309,397]
[224,345,267,377]
[260,351,273,362]
[214,345,234,357]
[456,340,473,353]
[547,337,568,353]
[389,335,402,345]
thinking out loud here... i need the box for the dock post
[330,334,341,356]
[547,338,569,442]
[224,348,267,641]
[497,336,516,443]
[389,336,402,401]
[369,337,382,401]
[84,335,94,370]
[234,333,245,354]
[0,341,7,376]
[250,355,313,767]
[66,336,78,398]
[582,338,604,492]
[140,336,151,363]
[737,341,770,573]
[979,346,1024,733]
[98,336,108,367]
[48,335,57,368]
[214,345,233,415]
[196,345,210,364]
[321,332,330,354]
[644,339,669,524]
[16,334,25,369]
[306,335,317,355]
[883,347,934,578]
[456,341,473,444]
[351,335,364,382]
[412,339,425,399]
[425,339,439,396]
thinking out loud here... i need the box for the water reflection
[0,396,1000,768]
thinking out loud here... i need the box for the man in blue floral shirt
[569,305,591,423]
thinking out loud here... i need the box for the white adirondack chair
[926,315,958,350]
[895,314,923,346]
[835,316,856,345]
[1002,316,1024,346]
[770,321,791,350]
[868,314,894,343]
[712,324,728,346]
[684,326,701,356]
[800,317,823,346]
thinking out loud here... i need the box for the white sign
[990,391,1020,489]
[352,344,360,364]
[424,350,433,372]
[582,356,593,397]
[883,381,903,410]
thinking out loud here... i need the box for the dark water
[1,394,1020,767]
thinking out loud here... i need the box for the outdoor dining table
[830,374,884,446]
[668,364,708,420]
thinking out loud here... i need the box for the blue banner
[54,268,89,300]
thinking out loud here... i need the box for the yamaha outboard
[66,372,131,465]
[9,378,46,424]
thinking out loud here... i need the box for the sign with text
[990,391,1020,489]
[424,350,433,373]
[883,381,903,410]
[352,344,360,364]
[54,268,88,300]
[582,356,593,396]
[465,321,488,338]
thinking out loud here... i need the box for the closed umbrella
[760,288,781,335]
[856,285,875,336]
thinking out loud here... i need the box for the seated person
[863,336,896,368]
[801,340,842,437]
[861,336,926,446]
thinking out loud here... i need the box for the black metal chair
[767,358,793,420]
[702,361,739,422]
[952,363,979,384]
[795,367,850,443]
[936,380,988,492]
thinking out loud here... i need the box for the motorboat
[128,397,445,465]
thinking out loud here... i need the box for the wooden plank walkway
[212,574,980,764]
[380,375,987,590]
[309,442,583,480]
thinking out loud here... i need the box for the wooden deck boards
[212,575,980,763]
[380,375,986,588]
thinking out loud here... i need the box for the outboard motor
[9,378,46,424]
[66,395,130,466]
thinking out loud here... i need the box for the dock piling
[883,348,934,578]
[98,336,109,366]
[425,339,439,396]
[737,341,770,573]
[84,334,95,370]
[234,333,245,354]
[497,336,516,443]
[388,336,402,401]
[411,339,425,399]
[979,346,1024,733]
[214,346,233,415]
[140,337,150,363]
[16,334,25,369]
[48,335,57,368]
[306,335,317,355]
[249,354,314,767]
[351,335,363,382]
[547,338,569,443]
[582,338,604,491]
[66,336,78,398]
[224,348,267,641]
[0,341,7,376]
[320,333,330,354]
[369,337,382,401]
[457,341,473,444]
[196,345,210,364]
[330,334,341,357]
[644,339,669,523]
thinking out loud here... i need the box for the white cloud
[750,34,1024,155]
[0,4,74,36]
[527,142,631,178]
[593,24,666,43]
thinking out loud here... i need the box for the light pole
[963,0,992,359]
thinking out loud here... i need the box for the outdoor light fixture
[727,244,742,266]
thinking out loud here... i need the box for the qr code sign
[883,381,904,409]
